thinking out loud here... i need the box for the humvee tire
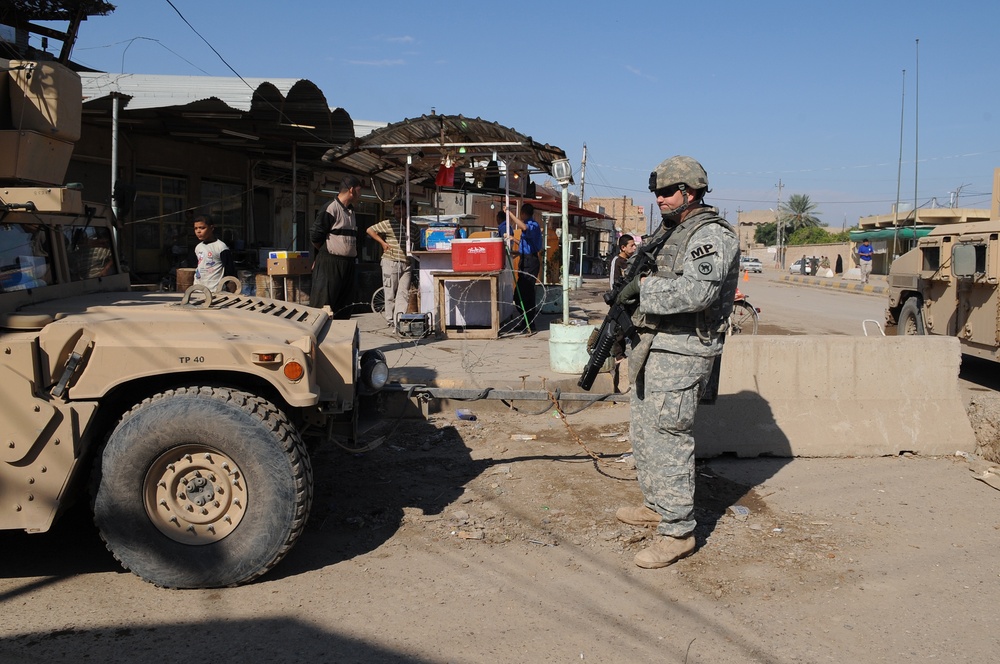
[897,299,925,336]
[92,387,313,588]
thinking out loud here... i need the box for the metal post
[561,181,570,324]
[111,94,119,220]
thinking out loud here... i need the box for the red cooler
[451,238,504,272]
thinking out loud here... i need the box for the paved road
[736,269,887,336]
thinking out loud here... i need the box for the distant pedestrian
[366,199,412,325]
[310,175,362,318]
[192,215,235,291]
[609,234,636,289]
[835,254,843,274]
[800,254,807,275]
[858,239,873,284]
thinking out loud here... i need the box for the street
[3,275,999,664]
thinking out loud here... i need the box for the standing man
[857,238,873,284]
[366,199,412,326]
[310,175,362,318]
[504,203,543,332]
[609,234,636,288]
[614,156,740,569]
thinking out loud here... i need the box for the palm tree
[779,194,821,233]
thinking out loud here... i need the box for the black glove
[616,275,642,305]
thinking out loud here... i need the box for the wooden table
[431,270,502,339]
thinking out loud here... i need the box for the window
[65,225,117,280]
[921,246,940,271]
[0,223,52,291]
[132,173,188,276]
[201,181,245,247]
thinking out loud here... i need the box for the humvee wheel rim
[143,445,248,545]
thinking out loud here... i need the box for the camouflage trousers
[630,349,715,538]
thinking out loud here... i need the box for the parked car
[790,259,813,275]
[742,258,763,273]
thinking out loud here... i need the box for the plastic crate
[451,238,504,272]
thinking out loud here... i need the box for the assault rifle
[578,233,669,390]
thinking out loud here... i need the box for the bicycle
[729,287,759,335]
[370,286,386,315]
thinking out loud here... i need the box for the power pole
[579,143,587,205]
[776,179,784,268]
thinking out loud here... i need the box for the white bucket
[549,322,611,374]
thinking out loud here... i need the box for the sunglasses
[652,184,683,198]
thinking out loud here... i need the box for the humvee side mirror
[953,244,977,278]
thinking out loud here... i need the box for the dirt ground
[4,280,1000,662]
[5,394,999,663]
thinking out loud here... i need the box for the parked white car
[742,258,763,273]
[790,259,813,275]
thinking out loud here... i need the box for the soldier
[614,156,740,568]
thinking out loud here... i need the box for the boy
[193,216,235,291]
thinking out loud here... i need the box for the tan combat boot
[615,505,661,527]
[634,535,696,569]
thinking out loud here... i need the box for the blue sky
[39,0,1000,227]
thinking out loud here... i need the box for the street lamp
[551,158,573,323]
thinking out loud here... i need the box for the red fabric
[435,164,455,187]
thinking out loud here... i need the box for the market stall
[322,114,568,335]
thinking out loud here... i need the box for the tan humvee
[1,57,386,588]
[886,220,1000,362]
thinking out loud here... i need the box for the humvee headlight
[359,349,388,394]
[283,360,305,382]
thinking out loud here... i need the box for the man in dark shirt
[310,175,362,318]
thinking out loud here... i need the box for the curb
[778,275,886,295]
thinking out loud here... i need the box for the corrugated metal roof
[323,113,568,187]
[80,72,303,111]
[77,72,355,165]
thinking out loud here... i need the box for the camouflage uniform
[629,206,740,537]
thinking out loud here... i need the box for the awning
[849,226,935,241]
[322,113,568,187]
[528,198,611,220]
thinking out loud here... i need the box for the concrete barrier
[695,335,974,457]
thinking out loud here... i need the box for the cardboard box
[268,250,309,259]
[423,226,458,251]
[267,256,311,276]
[451,238,504,272]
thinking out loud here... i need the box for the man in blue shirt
[503,203,543,332]
[857,238,874,284]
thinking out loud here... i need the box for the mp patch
[689,243,717,260]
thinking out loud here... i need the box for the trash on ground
[729,505,751,521]
[511,434,537,440]
[456,408,476,421]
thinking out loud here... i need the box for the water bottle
[456,408,476,421]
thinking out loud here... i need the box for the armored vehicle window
[0,224,52,292]
[921,246,940,271]
[66,226,116,280]
[975,244,987,274]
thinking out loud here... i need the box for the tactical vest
[632,207,738,337]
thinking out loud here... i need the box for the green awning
[849,226,935,241]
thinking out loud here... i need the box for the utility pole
[775,179,784,268]
[579,143,587,205]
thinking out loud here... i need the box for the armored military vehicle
[886,220,1000,362]
[1,31,386,587]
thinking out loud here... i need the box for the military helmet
[648,156,709,192]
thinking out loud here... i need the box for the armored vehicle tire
[92,387,313,589]
[897,299,925,336]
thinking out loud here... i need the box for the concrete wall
[695,335,973,457]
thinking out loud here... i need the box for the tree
[754,222,777,246]
[779,194,821,233]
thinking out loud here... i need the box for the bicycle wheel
[371,286,386,315]
[729,300,758,335]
